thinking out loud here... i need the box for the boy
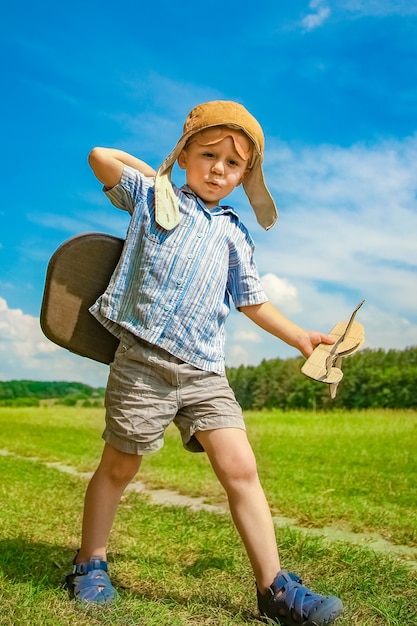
[66,101,343,625]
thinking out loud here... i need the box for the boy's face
[178,129,252,209]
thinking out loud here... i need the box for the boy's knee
[107,462,139,486]
[220,451,258,486]
[100,448,142,486]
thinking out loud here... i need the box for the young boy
[66,101,343,625]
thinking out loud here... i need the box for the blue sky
[1,0,417,387]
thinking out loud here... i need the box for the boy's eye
[228,159,239,167]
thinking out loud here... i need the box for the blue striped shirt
[90,166,268,374]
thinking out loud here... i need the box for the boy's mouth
[207,180,221,189]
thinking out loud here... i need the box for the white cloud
[263,135,417,279]
[233,330,262,344]
[302,1,331,31]
[340,0,417,17]
[226,343,252,369]
[247,133,417,357]
[261,273,302,314]
[299,0,417,32]
[0,297,108,387]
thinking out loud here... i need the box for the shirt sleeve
[227,226,269,308]
[104,165,154,216]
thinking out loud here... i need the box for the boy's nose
[211,160,224,175]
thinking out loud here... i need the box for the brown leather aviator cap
[154,100,278,230]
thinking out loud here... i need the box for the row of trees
[0,346,416,410]
[226,346,417,410]
[0,380,105,407]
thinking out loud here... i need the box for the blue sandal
[257,570,343,625]
[66,556,118,604]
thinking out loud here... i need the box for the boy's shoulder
[120,164,155,188]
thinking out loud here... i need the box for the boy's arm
[240,301,334,358]
[88,147,156,188]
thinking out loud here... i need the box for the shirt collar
[180,185,240,219]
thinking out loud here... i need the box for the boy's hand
[297,331,335,358]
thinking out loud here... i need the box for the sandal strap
[270,570,325,621]
[71,557,108,575]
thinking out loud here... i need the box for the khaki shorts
[103,331,245,455]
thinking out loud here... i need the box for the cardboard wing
[40,233,124,364]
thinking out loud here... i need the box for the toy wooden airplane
[301,300,365,398]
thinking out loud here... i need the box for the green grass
[0,406,416,625]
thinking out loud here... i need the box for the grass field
[0,406,416,625]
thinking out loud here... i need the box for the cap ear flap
[242,156,278,230]
[154,135,190,230]
[154,167,181,230]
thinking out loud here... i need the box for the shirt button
[164,304,171,311]
[176,278,183,286]
[197,233,203,238]
[187,253,193,259]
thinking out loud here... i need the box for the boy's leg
[194,427,280,593]
[76,443,142,562]
[194,427,343,624]
[67,443,142,604]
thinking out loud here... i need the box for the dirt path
[2,448,417,570]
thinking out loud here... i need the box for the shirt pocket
[144,212,194,248]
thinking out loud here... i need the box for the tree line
[0,380,105,407]
[226,346,417,410]
[0,346,416,409]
